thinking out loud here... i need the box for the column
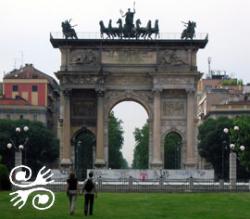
[151,89,162,168]
[185,89,196,168]
[95,91,105,167]
[61,89,72,167]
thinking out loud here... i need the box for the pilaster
[151,89,163,168]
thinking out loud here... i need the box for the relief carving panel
[158,50,189,66]
[162,100,186,118]
[70,49,99,65]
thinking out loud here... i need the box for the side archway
[71,127,96,180]
[164,131,182,169]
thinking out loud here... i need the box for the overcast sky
[1,0,250,165]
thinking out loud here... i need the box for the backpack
[84,179,94,192]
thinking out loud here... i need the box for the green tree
[0,119,59,174]
[198,116,250,179]
[232,116,250,170]
[108,112,128,169]
[0,155,10,190]
[132,122,149,169]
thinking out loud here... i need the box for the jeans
[84,194,94,216]
[68,190,77,214]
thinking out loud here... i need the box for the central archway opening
[109,101,149,168]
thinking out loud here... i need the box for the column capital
[185,88,195,94]
[152,88,162,94]
[63,89,72,97]
[96,89,105,97]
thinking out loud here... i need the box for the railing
[50,32,208,40]
[40,177,250,193]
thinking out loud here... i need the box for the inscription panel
[102,49,156,64]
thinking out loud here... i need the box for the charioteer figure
[62,19,78,39]
[181,20,196,40]
[123,8,136,31]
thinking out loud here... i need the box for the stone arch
[103,90,153,167]
[163,130,183,169]
[71,127,96,179]
[104,91,153,120]
[71,127,96,144]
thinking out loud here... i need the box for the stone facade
[51,38,207,169]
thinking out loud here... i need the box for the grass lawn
[1,192,250,219]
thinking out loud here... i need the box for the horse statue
[99,20,112,38]
[61,19,78,39]
[112,18,123,39]
[135,19,148,39]
[148,19,159,39]
[181,21,196,40]
[145,20,152,39]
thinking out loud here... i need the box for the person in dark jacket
[82,171,97,216]
[66,172,78,215]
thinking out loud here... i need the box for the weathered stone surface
[51,39,207,169]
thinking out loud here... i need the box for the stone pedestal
[229,152,236,190]
[15,151,22,167]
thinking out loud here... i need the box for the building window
[13,85,18,92]
[32,85,38,92]
[20,115,23,119]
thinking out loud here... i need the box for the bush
[0,164,10,190]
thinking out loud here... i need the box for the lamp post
[75,140,82,178]
[6,126,29,167]
[223,126,245,190]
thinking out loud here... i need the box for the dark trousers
[84,194,94,216]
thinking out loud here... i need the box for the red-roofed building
[1,64,59,133]
[0,95,47,122]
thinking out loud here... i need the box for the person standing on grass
[66,172,78,215]
[82,171,97,216]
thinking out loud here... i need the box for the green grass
[1,192,250,219]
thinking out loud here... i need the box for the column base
[95,159,106,168]
[150,160,163,169]
[60,158,72,169]
[184,159,197,169]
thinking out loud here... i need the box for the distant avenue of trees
[108,112,128,169]
[132,123,149,169]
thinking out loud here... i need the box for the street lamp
[223,125,245,190]
[6,126,29,167]
[75,140,82,178]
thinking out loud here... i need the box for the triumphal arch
[51,18,207,171]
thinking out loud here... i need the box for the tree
[198,116,250,179]
[0,119,59,175]
[0,155,10,190]
[132,122,149,169]
[232,116,250,171]
[108,112,128,169]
